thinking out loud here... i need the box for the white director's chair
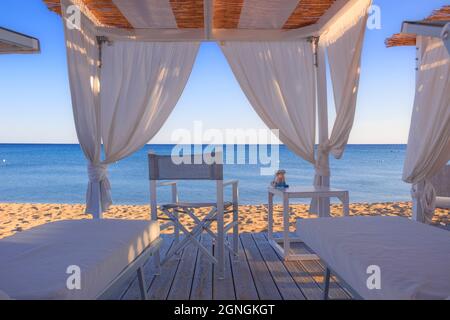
[148,152,239,279]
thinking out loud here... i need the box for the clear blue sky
[0,0,448,144]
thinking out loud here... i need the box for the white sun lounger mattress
[296,216,450,300]
[0,219,160,300]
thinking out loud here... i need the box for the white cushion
[0,219,160,300]
[296,216,450,300]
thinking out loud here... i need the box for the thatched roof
[386,5,450,47]
[43,0,337,31]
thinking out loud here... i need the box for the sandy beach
[0,202,448,239]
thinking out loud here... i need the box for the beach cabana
[0,27,40,54]
[43,0,372,277]
[387,6,450,224]
[43,0,372,217]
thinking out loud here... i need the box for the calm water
[0,144,410,205]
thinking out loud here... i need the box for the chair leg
[232,184,239,260]
[174,210,181,258]
[137,267,148,300]
[233,209,239,260]
[216,180,225,279]
[323,267,331,300]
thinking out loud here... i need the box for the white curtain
[221,41,316,164]
[62,0,105,216]
[314,0,372,185]
[403,36,450,223]
[62,1,199,217]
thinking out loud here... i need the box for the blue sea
[0,144,410,205]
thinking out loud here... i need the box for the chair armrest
[223,180,239,206]
[157,181,177,187]
[223,180,239,188]
[156,181,178,203]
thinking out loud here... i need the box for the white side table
[268,186,349,261]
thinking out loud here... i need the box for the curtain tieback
[411,180,436,223]
[315,140,331,178]
[88,162,108,183]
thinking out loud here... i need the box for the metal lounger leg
[323,267,331,300]
[137,267,148,300]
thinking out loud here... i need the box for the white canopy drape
[314,0,372,186]
[403,36,450,223]
[62,1,199,217]
[62,0,105,216]
[220,41,316,164]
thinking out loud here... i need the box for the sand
[0,202,448,239]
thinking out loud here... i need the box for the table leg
[283,194,290,259]
[268,192,274,241]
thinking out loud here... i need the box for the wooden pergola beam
[0,27,40,54]
[96,0,356,41]
[386,5,450,47]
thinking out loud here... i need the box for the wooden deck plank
[167,239,199,300]
[252,233,305,300]
[147,236,184,300]
[300,260,351,300]
[316,260,353,299]
[263,233,323,300]
[118,233,354,300]
[269,233,351,300]
[230,233,259,300]
[240,233,282,300]
[190,235,213,300]
[213,235,235,300]
[120,234,174,300]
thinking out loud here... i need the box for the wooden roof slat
[169,0,204,29]
[78,0,132,28]
[387,5,450,47]
[385,33,416,48]
[283,0,336,29]
[43,0,342,32]
[213,0,244,29]
[43,0,132,29]
[426,5,450,22]
[43,0,62,14]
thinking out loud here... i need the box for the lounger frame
[96,237,162,300]
[322,265,363,300]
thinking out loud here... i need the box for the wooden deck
[118,232,352,300]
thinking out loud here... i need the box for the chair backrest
[431,164,450,197]
[148,152,223,181]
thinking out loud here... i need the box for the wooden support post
[204,0,213,40]
[412,182,424,223]
[316,40,331,218]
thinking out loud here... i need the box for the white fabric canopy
[238,0,299,29]
[403,36,450,223]
[62,1,199,217]
[221,41,316,164]
[100,41,199,162]
[112,0,177,28]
